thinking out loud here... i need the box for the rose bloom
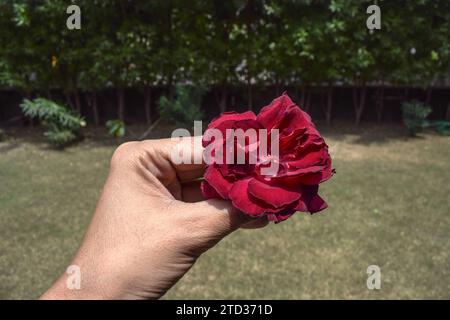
[201,93,334,222]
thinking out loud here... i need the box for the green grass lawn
[0,123,449,299]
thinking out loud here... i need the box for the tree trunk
[168,78,175,100]
[425,86,432,105]
[144,86,152,125]
[275,78,280,96]
[305,89,312,112]
[325,84,333,125]
[353,82,367,125]
[300,85,306,107]
[230,93,236,109]
[294,85,300,105]
[91,92,99,126]
[356,88,366,125]
[218,86,227,113]
[245,0,253,111]
[376,86,385,123]
[300,86,311,112]
[247,71,253,110]
[74,90,82,114]
[65,91,74,109]
[117,88,125,122]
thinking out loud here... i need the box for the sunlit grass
[0,123,449,299]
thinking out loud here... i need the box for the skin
[41,137,267,299]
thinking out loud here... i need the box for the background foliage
[20,98,86,147]
[0,0,449,125]
[401,100,432,136]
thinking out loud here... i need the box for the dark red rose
[201,93,334,222]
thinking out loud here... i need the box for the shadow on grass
[0,124,178,152]
[0,142,20,153]
[316,120,423,145]
[3,121,434,151]
[83,123,178,148]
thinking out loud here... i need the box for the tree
[313,1,348,125]
[189,0,243,113]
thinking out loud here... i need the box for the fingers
[179,199,251,237]
[177,199,269,239]
[141,136,206,182]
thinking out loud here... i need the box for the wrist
[40,275,111,300]
[40,258,127,300]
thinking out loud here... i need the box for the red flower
[201,93,334,222]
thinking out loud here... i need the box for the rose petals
[204,166,233,199]
[229,179,267,216]
[257,93,295,129]
[247,179,301,209]
[201,93,334,222]
[200,180,221,199]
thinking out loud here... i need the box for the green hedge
[1,1,449,123]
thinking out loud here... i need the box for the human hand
[41,137,267,300]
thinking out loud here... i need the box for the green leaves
[158,85,204,128]
[20,98,85,148]
[106,120,126,139]
[402,100,432,136]
[21,98,86,130]
[0,0,449,106]
[427,121,450,136]
[43,129,77,148]
[12,3,29,27]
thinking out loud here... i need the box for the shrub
[401,100,432,136]
[20,98,86,148]
[427,120,450,136]
[106,119,126,142]
[158,85,205,129]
